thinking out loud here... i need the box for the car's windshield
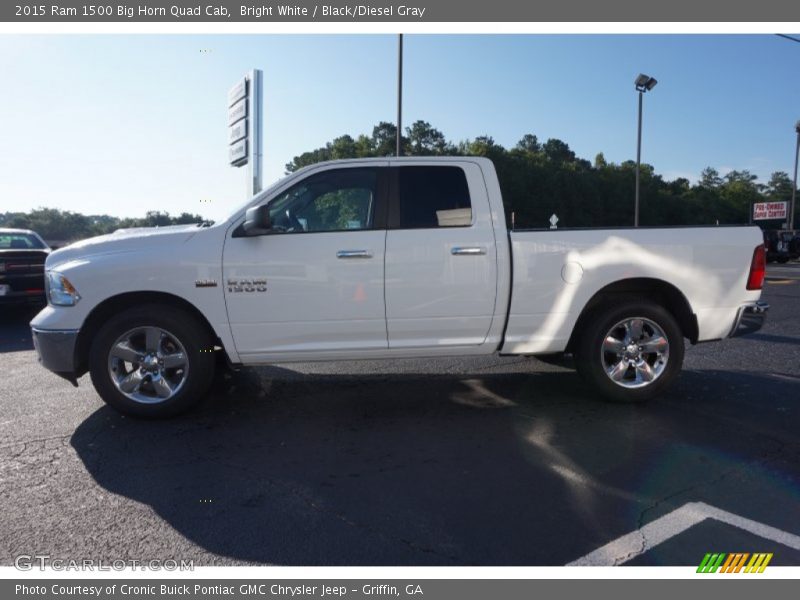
[0,232,47,250]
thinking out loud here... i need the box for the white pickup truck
[31,157,768,417]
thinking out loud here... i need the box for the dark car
[790,231,800,258]
[0,228,50,306]
[762,229,797,263]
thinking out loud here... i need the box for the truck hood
[45,224,203,270]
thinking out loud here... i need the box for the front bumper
[31,327,80,386]
[728,301,769,338]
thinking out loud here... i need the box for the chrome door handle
[336,250,373,259]
[451,246,487,256]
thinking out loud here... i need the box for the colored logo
[697,552,773,573]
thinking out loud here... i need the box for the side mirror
[242,205,272,236]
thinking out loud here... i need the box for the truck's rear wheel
[88,304,215,418]
[575,301,684,403]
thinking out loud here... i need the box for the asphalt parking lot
[1,264,798,567]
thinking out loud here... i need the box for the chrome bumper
[728,301,769,338]
[31,328,80,386]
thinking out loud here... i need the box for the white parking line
[567,501,800,566]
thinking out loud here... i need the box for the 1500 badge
[227,278,267,293]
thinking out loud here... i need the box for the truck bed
[501,225,764,354]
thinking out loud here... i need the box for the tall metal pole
[791,122,799,230]
[635,90,643,227]
[396,34,403,157]
[247,69,263,198]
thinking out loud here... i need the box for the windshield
[0,232,47,250]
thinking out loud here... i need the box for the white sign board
[229,119,247,144]
[228,78,247,107]
[229,139,248,165]
[228,98,247,126]
[753,201,788,221]
[228,69,262,197]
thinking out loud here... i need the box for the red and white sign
[753,201,788,221]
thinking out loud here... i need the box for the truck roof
[291,155,493,174]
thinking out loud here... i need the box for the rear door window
[393,166,472,229]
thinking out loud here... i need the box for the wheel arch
[74,291,225,377]
[565,277,698,353]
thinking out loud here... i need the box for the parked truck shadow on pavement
[69,365,800,565]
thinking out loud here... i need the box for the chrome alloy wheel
[600,317,669,389]
[107,326,189,404]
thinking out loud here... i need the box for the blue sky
[1,34,798,221]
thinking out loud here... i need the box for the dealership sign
[227,70,263,197]
[227,71,262,172]
[227,77,249,167]
[752,201,788,221]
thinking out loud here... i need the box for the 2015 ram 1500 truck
[30,157,768,417]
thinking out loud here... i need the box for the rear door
[223,165,389,358]
[384,162,499,348]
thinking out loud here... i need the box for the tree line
[287,120,797,230]
[3,120,796,242]
[0,209,205,243]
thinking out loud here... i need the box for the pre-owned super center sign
[753,201,788,221]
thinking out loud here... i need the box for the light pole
[634,73,657,227]
[396,34,403,157]
[791,120,799,230]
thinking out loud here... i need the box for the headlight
[46,271,81,306]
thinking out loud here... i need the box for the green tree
[516,134,541,154]
[372,121,404,157]
[700,167,723,188]
[594,152,607,168]
[329,135,358,160]
[766,171,793,200]
[265,120,769,231]
[542,138,575,164]
[0,208,204,242]
[406,120,451,155]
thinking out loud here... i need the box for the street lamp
[791,120,800,230]
[634,73,658,227]
[396,34,403,157]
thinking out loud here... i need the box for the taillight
[746,244,766,290]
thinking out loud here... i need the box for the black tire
[777,257,790,264]
[88,304,216,418]
[575,301,684,403]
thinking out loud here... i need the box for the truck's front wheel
[88,305,215,418]
[575,301,684,403]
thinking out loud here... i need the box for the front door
[223,165,389,359]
